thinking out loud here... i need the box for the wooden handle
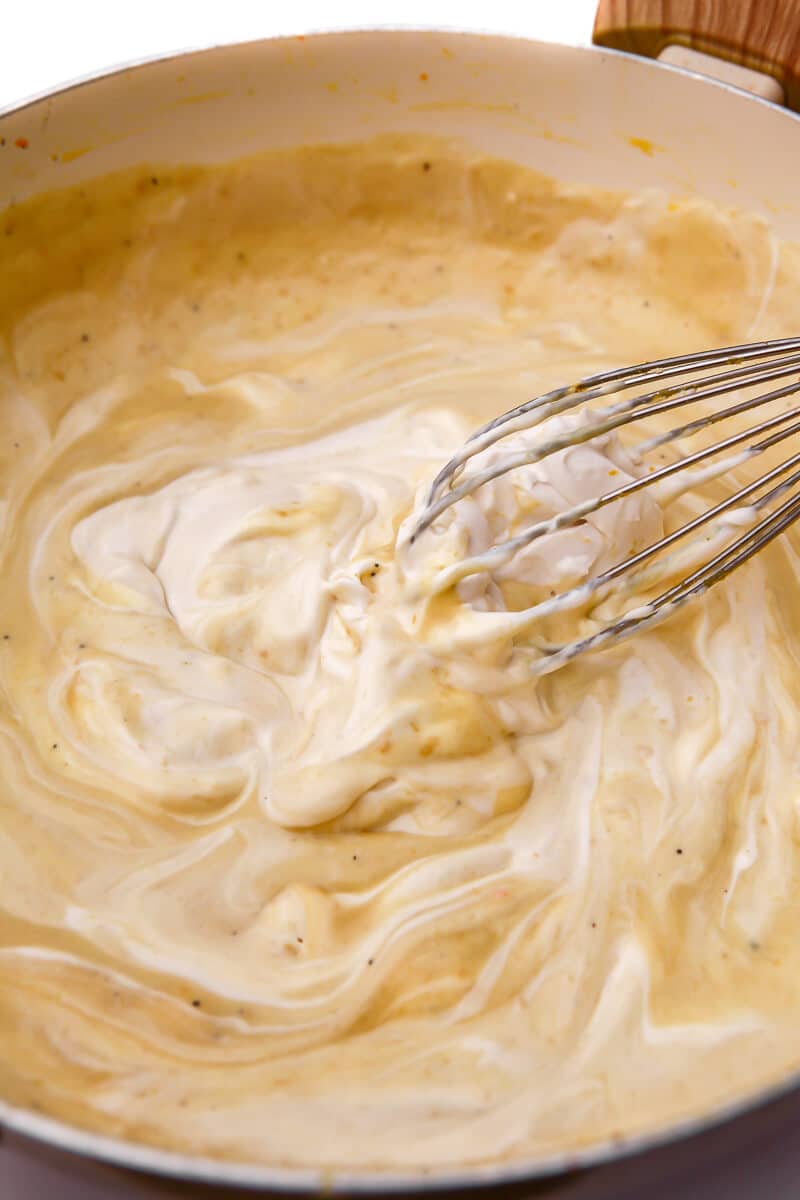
[593,0,800,109]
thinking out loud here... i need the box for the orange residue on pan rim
[60,146,92,164]
[173,90,228,108]
[626,135,664,156]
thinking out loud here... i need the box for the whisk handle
[593,0,800,110]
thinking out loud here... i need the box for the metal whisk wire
[408,337,800,674]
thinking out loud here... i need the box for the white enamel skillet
[2,1,800,1194]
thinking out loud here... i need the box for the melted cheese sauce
[2,137,800,1172]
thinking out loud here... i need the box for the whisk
[409,337,800,675]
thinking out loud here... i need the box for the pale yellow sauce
[2,137,800,1172]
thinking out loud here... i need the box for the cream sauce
[2,138,800,1171]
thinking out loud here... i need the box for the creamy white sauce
[1,139,800,1173]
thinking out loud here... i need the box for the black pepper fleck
[422,161,432,172]
[367,958,374,965]
[191,999,201,1007]
[676,848,683,855]
[151,176,159,186]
